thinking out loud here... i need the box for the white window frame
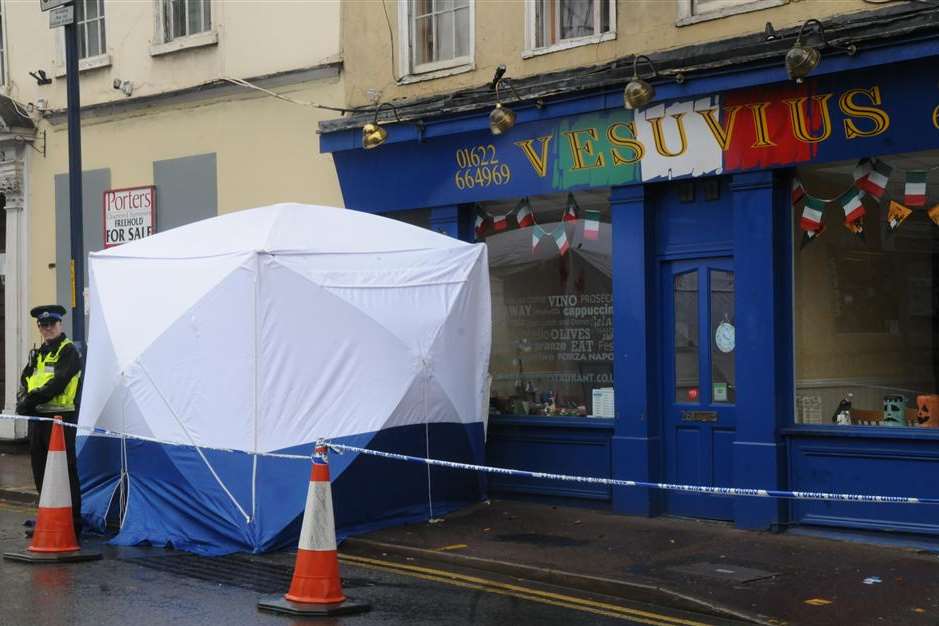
[75,0,107,61]
[676,0,788,27]
[523,0,616,59]
[396,0,475,83]
[52,1,111,78]
[150,0,218,57]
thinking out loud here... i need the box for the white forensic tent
[77,203,491,554]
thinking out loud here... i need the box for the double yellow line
[339,553,716,626]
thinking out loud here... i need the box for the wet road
[0,503,732,625]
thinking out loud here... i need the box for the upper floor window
[525,0,615,57]
[162,0,212,42]
[76,0,107,59]
[400,0,473,78]
[677,0,787,26]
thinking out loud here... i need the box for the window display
[481,190,613,418]
[794,150,939,428]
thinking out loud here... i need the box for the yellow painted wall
[341,0,869,107]
[24,77,345,309]
[4,1,343,111]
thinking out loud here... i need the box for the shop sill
[489,415,615,429]
[522,31,616,59]
[676,0,787,27]
[150,30,218,57]
[782,425,939,441]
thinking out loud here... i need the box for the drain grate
[123,554,295,593]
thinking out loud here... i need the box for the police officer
[16,304,83,538]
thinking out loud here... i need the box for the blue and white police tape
[0,412,311,461]
[324,441,939,506]
[2,412,935,505]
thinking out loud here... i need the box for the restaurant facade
[320,9,939,535]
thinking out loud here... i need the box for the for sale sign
[103,186,156,248]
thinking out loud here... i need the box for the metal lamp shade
[362,122,388,150]
[624,79,654,110]
[785,44,821,82]
[489,103,516,135]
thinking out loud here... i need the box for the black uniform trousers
[28,411,82,536]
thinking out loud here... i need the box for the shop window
[793,150,939,429]
[481,190,613,419]
[399,0,473,78]
[162,0,212,42]
[525,0,615,57]
[76,0,107,59]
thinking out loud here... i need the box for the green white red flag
[905,171,927,207]
[584,210,600,240]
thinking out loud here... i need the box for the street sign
[49,4,74,28]
[39,0,72,11]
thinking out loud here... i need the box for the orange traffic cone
[258,442,369,616]
[4,418,101,563]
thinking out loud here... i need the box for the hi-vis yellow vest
[26,339,80,413]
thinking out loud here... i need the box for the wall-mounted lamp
[29,70,52,86]
[624,55,657,110]
[786,19,856,83]
[362,102,400,150]
[112,78,134,97]
[489,65,523,136]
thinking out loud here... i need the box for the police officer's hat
[30,304,67,324]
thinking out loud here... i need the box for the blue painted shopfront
[321,42,939,534]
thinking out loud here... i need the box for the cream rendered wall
[3,0,345,360]
[24,77,346,312]
[341,0,869,107]
[4,1,342,111]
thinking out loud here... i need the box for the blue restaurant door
[661,257,737,520]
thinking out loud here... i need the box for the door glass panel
[710,269,735,404]
[674,271,699,403]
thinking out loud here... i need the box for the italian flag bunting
[474,213,485,240]
[791,177,806,206]
[886,200,913,238]
[563,193,579,222]
[516,198,534,228]
[905,171,928,207]
[839,187,865,240]
[584,210,600,240]
[531,225,546,253]
[799,196,826,249]
[492,212,509,231]
[853,158,873,185]
[552,225,570,256]
[840,187,865,223]
[856,158,892,199]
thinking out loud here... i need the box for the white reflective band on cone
[38,452,72,508]
[297,480,337,551]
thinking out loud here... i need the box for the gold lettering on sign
[839,86,890,139]
[513,135,553,177]
[697,105,743,151]
[562,128,605,170]
[607,122,644,166]
[647,113,689,157]
[745,102,776,148]
[934,105,939,130]
[783,94,834,144]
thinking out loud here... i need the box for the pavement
[2,446,939,625]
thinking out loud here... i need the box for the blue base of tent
[77,422,486,555]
